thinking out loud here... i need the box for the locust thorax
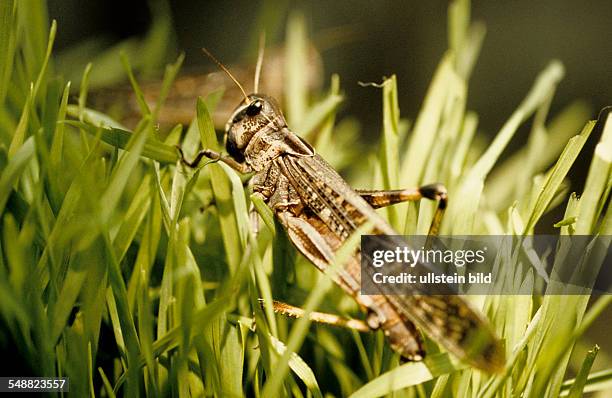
[224,94,285,164]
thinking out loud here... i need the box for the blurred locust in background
[90,44,323,130]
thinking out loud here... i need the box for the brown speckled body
[222,93,504,371]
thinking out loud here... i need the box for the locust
[90,44,322,131]
[180,47,505,373]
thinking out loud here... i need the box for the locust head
[224,94,286,163]
[200,46,310,167]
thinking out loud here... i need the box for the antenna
[201,47,249,102]
[254,32,266,93]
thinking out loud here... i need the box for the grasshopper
[90,45,322,131]
[181,47,505,373]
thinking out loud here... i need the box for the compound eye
[246,100,263,116]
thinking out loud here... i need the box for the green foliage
[0,0,610,397]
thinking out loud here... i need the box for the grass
[0,0,610,397]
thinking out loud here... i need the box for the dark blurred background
[47,0,611,137]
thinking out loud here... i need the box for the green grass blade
[77,62,93,121]
[196,97,243,273]
[67,104,127,129]
[566,345,600,398]
[0,136,34,214]
[350,353,462,398]
[449,110,477,184]
[8,86,33,157]
[448,0,470,55]
[284,12,308,126]
[152,53,185,124]
[561,368,612,396]
[103,232,142,396]
[8,19,56,155]
[112,174,152,261]
[50,81,70,170]
[120,52,151,117]
[98,367,117,398]
[486,101,591,209]
[379,75,401,228]
[479,307,543,398]
[63,121,179,164]
[295,88,343,139]
[0,0,17,107]
[468,61,565,182]
[251,193,275,233]
[575,112,611,234]
[16,0,48,79]
[268,333,323,398]
[400,53,454,187]
[523,120,595,233]
[99,126,148,223]
[48,258,88,344]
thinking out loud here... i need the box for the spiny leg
[260,299,370,333]
[176,146,251,173]
[356,183,448,237]
[177,145,267,244]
